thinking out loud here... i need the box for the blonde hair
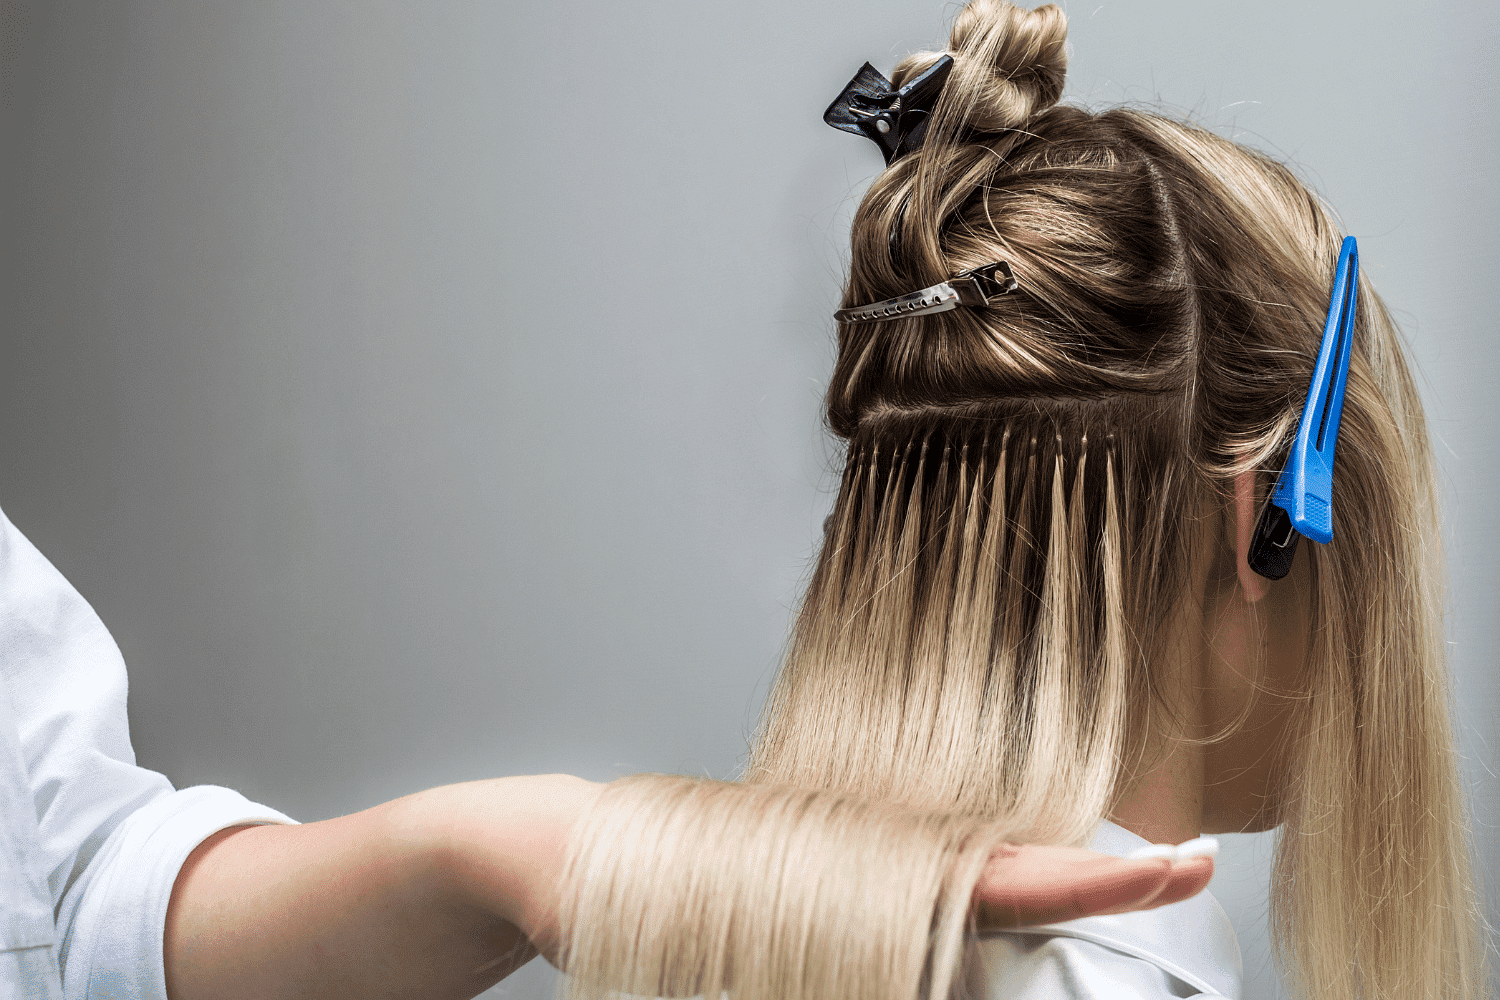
[556,3,1487,999]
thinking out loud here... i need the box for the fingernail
[1126,837,1220,862]
[1126,843,1177,861]
[1174,836,1219,860]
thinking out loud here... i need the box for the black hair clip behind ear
[824,56,955,165]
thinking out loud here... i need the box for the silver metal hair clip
[833,262,1018,324]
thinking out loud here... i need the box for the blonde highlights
[751,416,1137,846]
[554,2,1487,998]
[559,776,1004,1000]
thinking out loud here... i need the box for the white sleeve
[0,506,295,1000]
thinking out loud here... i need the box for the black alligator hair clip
[823,55,955,165]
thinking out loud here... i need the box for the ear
[1233,471,1271,603]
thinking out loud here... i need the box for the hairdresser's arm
[163,773,599,1000]
[164,773,1213,1000]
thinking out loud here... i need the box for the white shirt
[977,821,1242,999]
[0,506,294,1000]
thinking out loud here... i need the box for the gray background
[0,2,1494,998]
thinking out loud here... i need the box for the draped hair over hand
[555,3,1487,999]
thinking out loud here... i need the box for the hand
[972,842,1215,929]
[440,777,1215,953]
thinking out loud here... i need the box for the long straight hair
[555,3,1487,999]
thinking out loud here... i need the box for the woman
[547,3,1486,999]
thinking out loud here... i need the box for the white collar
[996,820,1243,999]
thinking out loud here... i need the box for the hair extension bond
[554,3,1486,999]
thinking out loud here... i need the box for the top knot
[895,0,1067,137]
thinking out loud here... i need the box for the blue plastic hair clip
[1247,236,1360,581]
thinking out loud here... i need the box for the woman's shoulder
[972,919,1235,1000]
[968,822,1242,1000]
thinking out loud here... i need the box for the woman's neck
[1107,556,1212,846]
[1107,500,1307,843]
[1108,730,1205,845]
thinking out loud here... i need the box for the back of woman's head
[560,4,1485,999]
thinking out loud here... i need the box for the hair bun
[944,0,1067,133]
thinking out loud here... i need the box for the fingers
[1128,855,1213,911]
[972,840,1218,930]
[1110,837,1217,913]
[1086,855,1214,917]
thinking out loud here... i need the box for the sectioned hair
[554,4,1487,999]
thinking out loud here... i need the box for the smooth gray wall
[1,3,1494,999]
